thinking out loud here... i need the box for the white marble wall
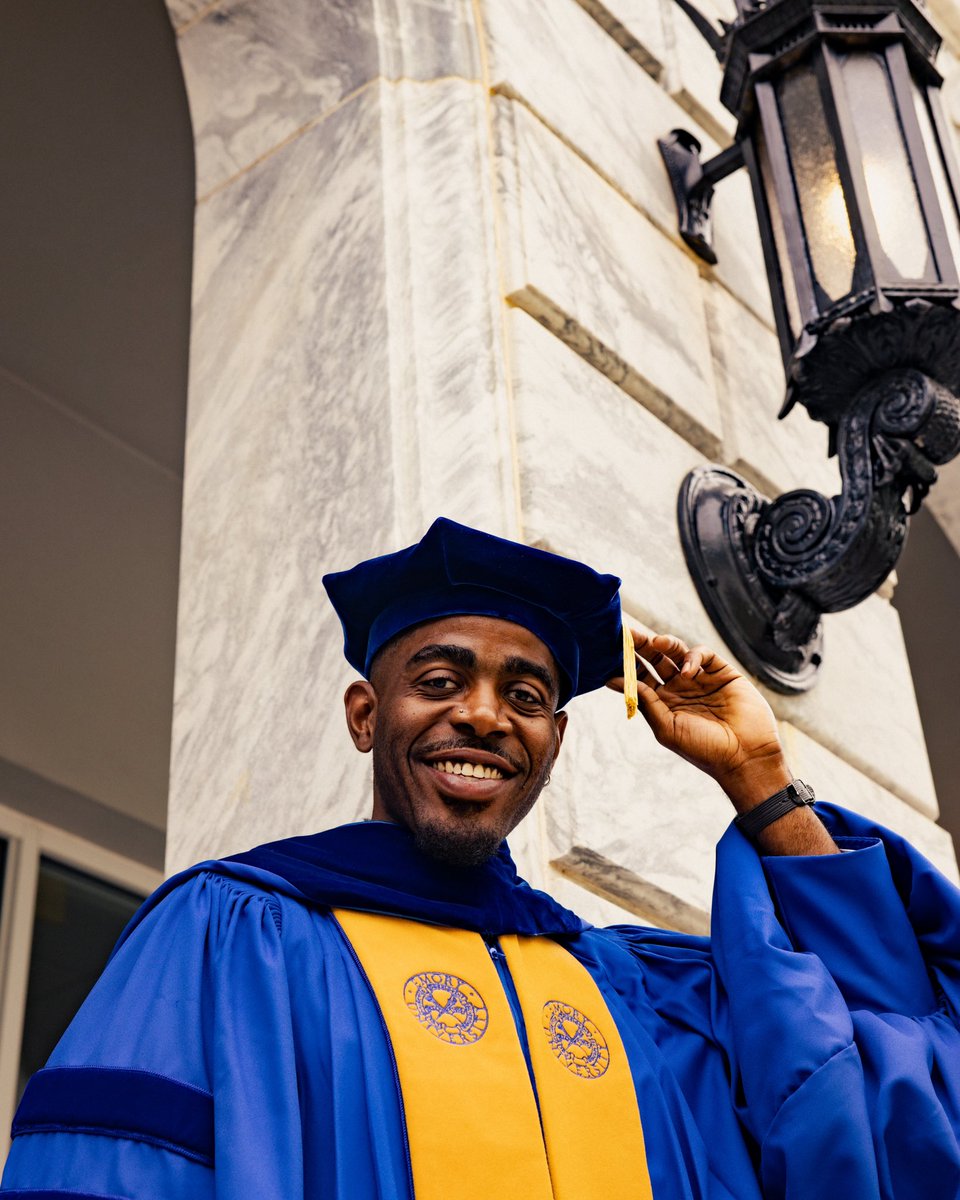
[166,0,958,905]
[166,2,514,868]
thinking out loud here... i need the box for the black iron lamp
[660,0,960,691]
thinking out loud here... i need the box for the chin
[411,815,505,867]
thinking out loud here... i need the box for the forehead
[387,614,558,674]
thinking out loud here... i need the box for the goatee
[411,819,504,867]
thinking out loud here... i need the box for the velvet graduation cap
[322,518,635,711]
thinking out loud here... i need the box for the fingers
[609,626,725,694]
[628,626,713,686]
[634,632,688,683]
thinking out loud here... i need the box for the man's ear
[553,710,568,762]
[344,680,377,753]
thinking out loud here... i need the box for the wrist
[716,753,793,815]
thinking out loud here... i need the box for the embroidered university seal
[404,971,488,1045]
[542,1000,610,1078]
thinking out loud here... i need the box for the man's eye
[421,676,458,691]
[509,686,543,707]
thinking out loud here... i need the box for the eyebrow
[405,644,477,670]
[404,644,558,699]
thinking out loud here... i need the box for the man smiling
[4,518,960,1200]
[354,615,566,866]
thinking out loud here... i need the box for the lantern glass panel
[911,81,960,280]
[756,123,803,338]
[839,51,933,280]
[778,65,856,303]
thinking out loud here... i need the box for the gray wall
[0,0,193,864]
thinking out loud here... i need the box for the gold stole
[335,909,653,1200]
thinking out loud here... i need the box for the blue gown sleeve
[711,801,960,1200]
[1,872,304,1200]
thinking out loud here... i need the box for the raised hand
[609,627,784,798]
[608,626,837,853]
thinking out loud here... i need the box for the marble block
[178,0,380,198]
[169,75,516,869]
[941,45,960,130]
[574,0,734,142]
[707,284,840,498]
[536,696,956,930]
[375,77,516,539]
[509,307,715,638]
[542,678,732,918]
[763,597,939,818]
[927,4,960,67]
[657,0,736,144]
[779,722,957,880]
[506,775,655,927]
[710,169,775,327]
[546,866,655,929]
[482,0,676,233]
[481,0,772,331]
[516,656,955,931]
[373,0,480,81]
[169,86,393,869]
[177,0,480,199]
[495,97,723,455]
[509,309,939,818]
[573,0,669,79]
[165,0,212,32]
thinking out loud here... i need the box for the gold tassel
[622,621,638,719]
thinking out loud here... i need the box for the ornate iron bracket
[678,369,960,692]
[657,132,745,264]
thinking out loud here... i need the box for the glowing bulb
[820,181,852,246]
[805,175,855,300]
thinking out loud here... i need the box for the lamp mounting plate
[677,466,823,693]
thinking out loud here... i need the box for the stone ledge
[496,97,723,456]
[552,846,711,934]
[482,0,773,324]
[574,0,668,80]
[575,0,735,143]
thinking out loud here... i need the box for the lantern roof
[720,0,942,119]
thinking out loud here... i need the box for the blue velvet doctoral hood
[123,821,588,946]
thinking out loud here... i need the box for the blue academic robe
[4,802,960,1199]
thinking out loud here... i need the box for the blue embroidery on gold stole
[404,972,489,1045]
[542,1001,610,1078]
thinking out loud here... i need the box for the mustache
[416,737,524,776]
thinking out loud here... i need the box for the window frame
[0,800,161,1163]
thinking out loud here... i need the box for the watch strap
[734,779,816,842]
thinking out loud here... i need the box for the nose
[453,682,510,738]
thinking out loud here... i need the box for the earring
[543,774,551,787]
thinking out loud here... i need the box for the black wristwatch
[734,780,816,842]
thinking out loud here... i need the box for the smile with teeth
[431,760,505,780]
